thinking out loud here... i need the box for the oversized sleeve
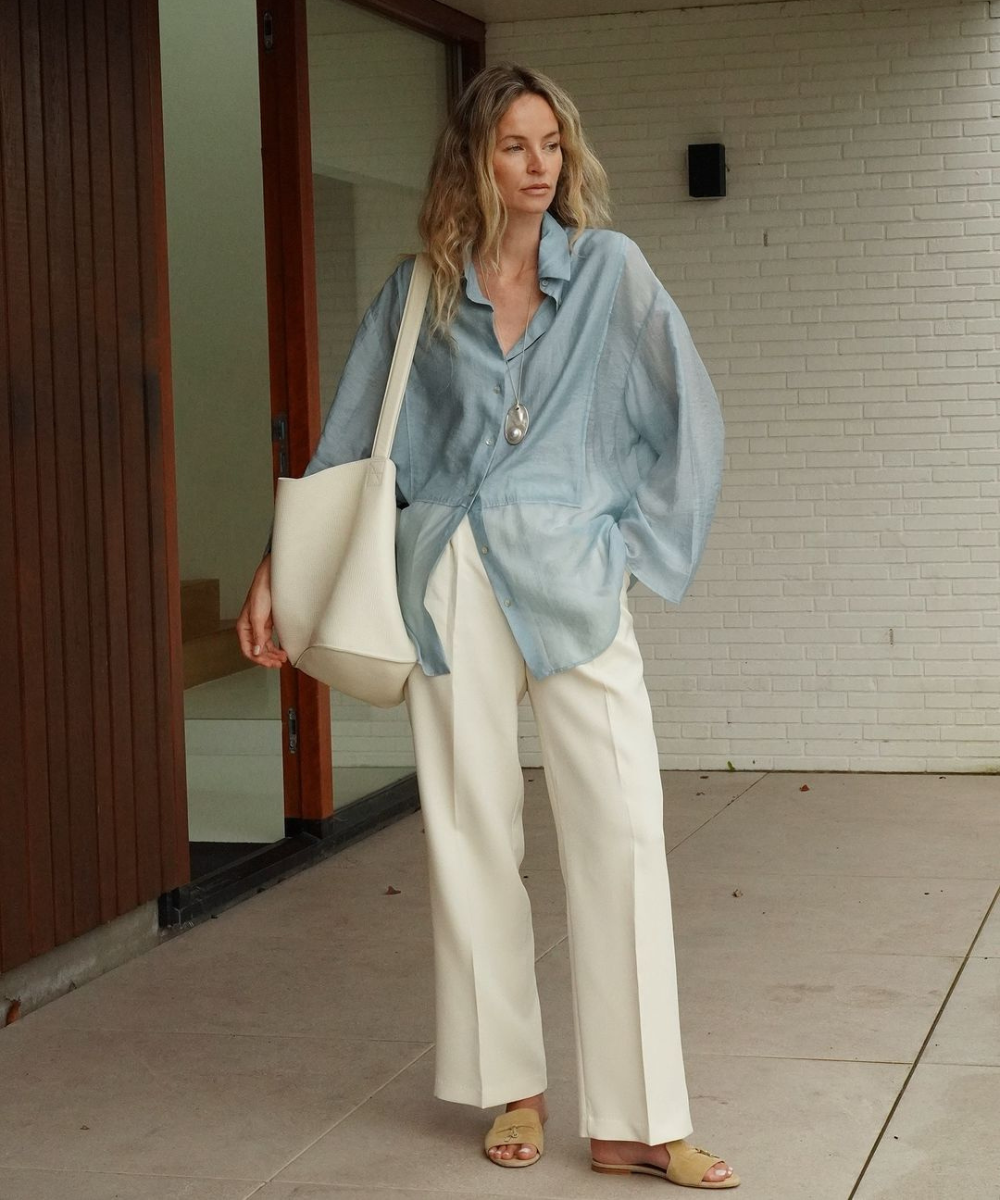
[615,240,724,602]
[260,257,412,559]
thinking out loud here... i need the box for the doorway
[159,0,284,880]
[157,0,483,897]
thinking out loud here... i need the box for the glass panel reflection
[160,0,286,860]
[307,0,449,808]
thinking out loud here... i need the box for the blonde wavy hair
[415,62,612,340]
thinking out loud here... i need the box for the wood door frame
[342,0,484,90]
[255,0,485,831]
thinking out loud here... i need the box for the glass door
[306,0,450,807]
[159,0,286,874]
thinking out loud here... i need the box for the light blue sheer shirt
[264,210,724,680]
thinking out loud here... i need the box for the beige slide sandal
[484,1106,545,1167]
[592,1138,739,1188]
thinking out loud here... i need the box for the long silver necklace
[478,254,534,446]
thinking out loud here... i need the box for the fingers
[258,636,288,664]
[247,625,287,667]
[239,576,284,666]
[236,600,288,668]
[251,647,287,669]
[250,616,277,661]
[243,640,287,669]
[235,607,256,659]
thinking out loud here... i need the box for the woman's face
[491,93,563,217]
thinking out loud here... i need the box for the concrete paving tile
[533,939,958,1066]
[727,772,1000,826]
[221,844,568,925]
[221,858,570,966]
[18,918,439,1041]
[975,898,1000,955]
[659,770,769,809]
[0,1171,261,1200]
[0,1022,428,1179]
[261,771,765,917]
[250,1185,513,1199]
[852,1063,1000,1199]
[18,862,567,1044]
[679,1053,906,1200]
[272,1050,904,1200]
[666,795,1000,880]
[331,811,429,869]
[523,769,766,813]
[922,957,1000,1067]
[677,946,959,1064]
[520,770,768,854]
[224,858,437,928]
[24,851,570,1048]
[659,773,770,850]
[669,870,996,959]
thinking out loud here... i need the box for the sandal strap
[484,1107,544,1154]
[663,1139,724,1184]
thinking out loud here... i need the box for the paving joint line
[846,880,1000,1199]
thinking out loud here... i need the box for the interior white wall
[488,0,1000,771]
[314,175,358,408]
[308,0,448,197]
[159,0,273,623]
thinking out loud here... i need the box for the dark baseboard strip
[285,771,421,846]
[159,773,420,929]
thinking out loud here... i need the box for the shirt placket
[459,250,565,625]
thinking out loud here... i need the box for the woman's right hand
[235,554,289,669]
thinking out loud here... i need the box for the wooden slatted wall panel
[0,0,188,975]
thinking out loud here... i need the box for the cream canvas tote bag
[269,252,431,707]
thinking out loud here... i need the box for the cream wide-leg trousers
[403,515,693,1143]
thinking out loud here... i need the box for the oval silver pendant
[504,402,529,445]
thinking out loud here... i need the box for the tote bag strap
[371,252,433,461]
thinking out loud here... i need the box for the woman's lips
[523,185,550,192]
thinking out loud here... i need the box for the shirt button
[493,385,502,393]
[503,598,512,607]
[485,437,493,446]
[480,544,489,554]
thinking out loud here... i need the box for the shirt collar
[462,209,573,308]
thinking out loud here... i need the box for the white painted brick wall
[483,0,1000,771]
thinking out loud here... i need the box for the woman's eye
[502,142,560,154]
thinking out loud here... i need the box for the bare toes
[488,1142,536,1161]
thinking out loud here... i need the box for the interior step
[181,578,222,641]
[183,621,252,689]
[181,578,257,687]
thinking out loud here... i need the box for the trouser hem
[434,1076,549,1110]
[584,1118,695,1143]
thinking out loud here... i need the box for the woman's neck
[486,210,544,278]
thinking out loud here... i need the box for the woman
[237,63,735,1189]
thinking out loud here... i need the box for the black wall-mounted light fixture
[687,143,726,198]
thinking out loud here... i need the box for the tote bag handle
[371,252,432,461]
